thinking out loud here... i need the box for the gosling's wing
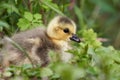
[9,27,46,49]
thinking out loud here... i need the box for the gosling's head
[47,16,80,43]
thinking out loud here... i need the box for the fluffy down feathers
[0,16,80,67]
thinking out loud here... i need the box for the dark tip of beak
[70,34,81,43]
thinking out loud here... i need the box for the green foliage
[0,0,120,48]
[0,0,120,80]
[82,29,102,48]
[0,21,9,31]
[0,0,64,36]
[1,29,120,80]
[17,12,43,31]
[40,0,64,16]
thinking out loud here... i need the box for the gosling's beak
[70,34,81,43]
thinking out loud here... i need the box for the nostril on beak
[70,34,81,43]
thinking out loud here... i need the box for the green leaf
[86,67,99,76]
[33,13,42,20]
[40,67,53,77]
[40,0,65,16]
[82,29,101,48]
[1,3,20,14]
[51,73,60,79]
[74,6,85,29]
[0,21,10,28]
[22,64,33,70]
[24,12,33,21]
[17,18,30,31]
[73,68,85,79]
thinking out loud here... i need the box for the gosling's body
[1,16,80,67]
[2,28,59,66]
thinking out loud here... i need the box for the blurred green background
[0,0,120,49]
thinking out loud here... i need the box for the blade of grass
[74,6,85,30]
[40,0,65,16]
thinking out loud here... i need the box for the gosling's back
[2,27,60,66]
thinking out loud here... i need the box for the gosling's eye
[63,28,69,33]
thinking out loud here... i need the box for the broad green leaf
[40,67,53,77]
[33,13,42,20]
[24,12,33,21]
[17,18,30,31]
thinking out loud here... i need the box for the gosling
[1,16,80,67]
